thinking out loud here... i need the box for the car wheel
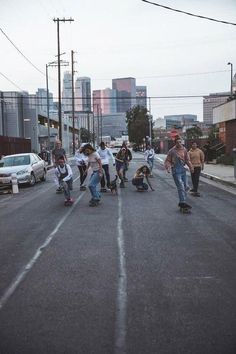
[29,173,36,186]
[40,170,46,182]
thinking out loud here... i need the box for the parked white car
[110,144,122,156]
[0,153,47,187]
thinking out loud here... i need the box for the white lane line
[115,189,127,354]
[0,191,85,311]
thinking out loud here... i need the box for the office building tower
[203,93,229,125]
[165,114,197,130]
[36,88,53,114]
[75,77,91,112]
[93,88,117,115]
[62,71,72,111]
[112,77,136,113]
[136,86,147,108]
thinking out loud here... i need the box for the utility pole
[71,50,76,154]
[96,104,100,146]
[53,17,74,143]
[148,97,152,146]
[100,107,103,143]
[46,60,69,147]
[227,62,233,96]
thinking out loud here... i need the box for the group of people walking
[51,137,205,210]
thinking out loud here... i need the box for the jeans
[191,166,201,192]
[147,158,154,172]
[60,179,72,200]
[88,171,101,201]
[172,161,188,203]
[101,164,110,188]
[78,165,87,186]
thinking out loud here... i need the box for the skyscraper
[62,71,72,112]
[92,88,117,115]
[136,86,147,108]
[75,77,91,112]
[112,77,136,113]
[203,93,229,125]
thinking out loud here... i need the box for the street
[0,152,236,354]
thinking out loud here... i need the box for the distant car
[0,153,47,187]
[110,144,122,156]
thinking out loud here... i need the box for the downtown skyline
[0,0,236,121]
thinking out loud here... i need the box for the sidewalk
[156,154,236,189]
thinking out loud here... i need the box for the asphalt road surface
[0,153,236,354]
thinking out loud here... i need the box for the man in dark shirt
[52,141,67,166]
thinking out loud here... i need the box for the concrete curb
[200,172,236,189]
[154,156,236,189]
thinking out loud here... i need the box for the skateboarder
[97,141,115,192]
[54,156,73,206]
[164,136,194,211]
[75,143,88,191]
[82,143,103,207]
[132,165,155,191]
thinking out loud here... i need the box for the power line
[0,71,24,91]
[0,28,46,76]
[91,69,229,81]
[141,0,236,26]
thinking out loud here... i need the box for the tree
[186,126,203,140]
[126,105,150,145]
[80,128,91,143]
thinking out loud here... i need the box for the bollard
[11,173,19,194]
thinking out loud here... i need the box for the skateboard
[89,199,100,207]
[136,187,146,192]
[179,203,192,214]
[56,188,63,194]
[64,199,74,206]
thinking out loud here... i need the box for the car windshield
[3,155,30,167]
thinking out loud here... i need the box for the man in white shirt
[144,145,155,177]
[97,141,115,192]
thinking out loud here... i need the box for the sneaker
[123,177,128,182]
[189,189,194,192]
[89,199,100,207]
[193,192,200,197]
[56,187,62,192]
[80,185,86,191]
[100,188,107,192]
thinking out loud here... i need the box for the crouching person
[55,156,73,205]
[132,165,155,191]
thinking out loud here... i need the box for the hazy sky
[0,0,236,121]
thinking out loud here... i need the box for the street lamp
[227,62,233,96]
